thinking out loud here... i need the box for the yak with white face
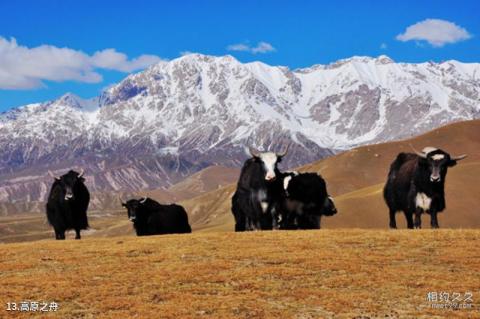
[249,148,284,182]
[257,152,279,181]
[383,146,466,229]
[231,146,288,231]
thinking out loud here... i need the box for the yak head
[50,169,85,201]
[412,146,467,183]
[249,145,289,182]
[322,196,337,216]
[313,178,337,216]
[121,197,148,221]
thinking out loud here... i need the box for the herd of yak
[45,145,466,240]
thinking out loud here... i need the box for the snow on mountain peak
[57,93,82,106]
[376,55,394,64]
[0,54,479,204]
[53,92,100,112]
[4,53,479,148]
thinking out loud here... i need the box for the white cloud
[91,49,161,72]
[396,19,472,47]
[226,43,251,52]
[226,41,276,54]
[251,42,276,54]
[0,37,163,90]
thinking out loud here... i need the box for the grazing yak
[383,146,467,229]
[231,146,288,231]
[46,169,90,240]
[121,197,191,236]
[281,172,337,229]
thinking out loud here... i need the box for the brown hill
[179,119,480,231]
[144,165,239,202]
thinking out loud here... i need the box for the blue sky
[0,0,479,111]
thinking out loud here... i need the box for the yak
[121,197,191,236]
[231,146,288,231]
[46,169,90,240]
[281,172,337,229]
[383,146,467,229]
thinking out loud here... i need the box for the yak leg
[270,205,279,230]
[389,209,397,229]
[311,215,321,229]
[414,208,422,229]
[254,218,261,230]
[75,229,81,240]
[235,215,246,232]
[246,216,259,231]
[245,216,252,231]
[404,211,414,229]
[430,211,439,229]
[270,203,285,230]
[55,229,65,240]
[252,209,262,230]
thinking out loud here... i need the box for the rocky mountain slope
[0,54,479,210]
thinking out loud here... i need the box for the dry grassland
[1,230,479,318]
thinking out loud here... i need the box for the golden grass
[0,212,134,244]
[1,230,479,318]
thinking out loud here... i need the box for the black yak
[231,146,288,231]
[46,169,90,240]
[383,146,467,229]
[281,172,337,229]
[121,197,191,236]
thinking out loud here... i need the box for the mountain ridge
[0,54,479,211]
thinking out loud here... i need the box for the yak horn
[249,147,261,158]
[118,194,126,206]
[48,170,60,180]
[452,154,467,161]
[77,168,84,178]
[409,144,427,159]
[139,197,148,204]
[276,144,290,157]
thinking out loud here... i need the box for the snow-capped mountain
[1,54,479,211]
